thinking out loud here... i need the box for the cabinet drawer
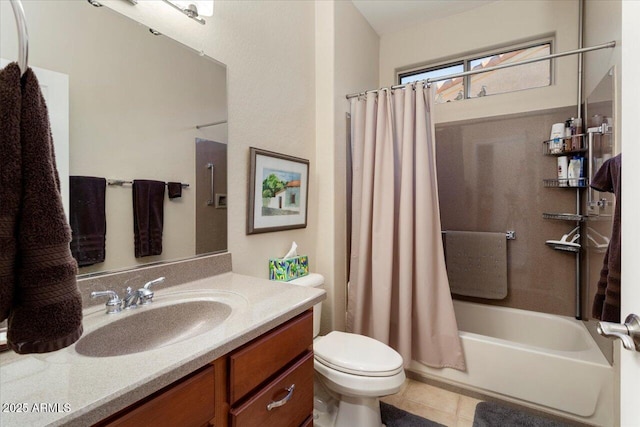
[229,310,312,404]
[230,351,314,427]
[102,365,215,427]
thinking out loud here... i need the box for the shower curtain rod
[10,0,29,76]
[345,41,616,100]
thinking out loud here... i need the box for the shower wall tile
[436,106,579,317]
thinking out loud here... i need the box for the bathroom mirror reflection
[0,0,228,276]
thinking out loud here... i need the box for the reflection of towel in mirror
[8,67,83,354]
[167,182,182,199]
[590,154,621,322]
[133,180,165,257]
[69,176,106,266]
[0,63,22,322]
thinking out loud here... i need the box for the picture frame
[247,147,309,234]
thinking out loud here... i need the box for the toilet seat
[313,331,404,377]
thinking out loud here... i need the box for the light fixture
[161,0,214,25]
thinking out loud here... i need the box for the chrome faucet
[90,277,165,314]
[122,287,140,310]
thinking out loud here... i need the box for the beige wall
[101,0,317,279]
[101,0,380,334]
[379,0,580,123]
[315,1,379,333]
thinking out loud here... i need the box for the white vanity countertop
[0,272,325,427]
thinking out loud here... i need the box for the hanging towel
[590,154,621,322]
[8,67,83,354]
[69,176,107,266]
[0,63,22,322]
[133,180,165,257]
[167,182,182,199]
[444,231,508,299]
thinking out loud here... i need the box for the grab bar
[207,163,215,206]
[10,0,29,76]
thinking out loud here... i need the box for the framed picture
[247,147,309,234]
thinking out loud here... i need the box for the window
[400,63,464,103]
[398,42,552,103]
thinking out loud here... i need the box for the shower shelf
[543,178,588,188]
[545,241,581,253]
[542,134,587,155]
[542,213,586,221]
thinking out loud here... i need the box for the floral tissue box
[269,256,309,281]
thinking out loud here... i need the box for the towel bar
[107,179,189,188]
[441,230,516,240]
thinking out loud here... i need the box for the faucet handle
[143,277,165,290]
[139,277,165,305]
[91,290,122,314]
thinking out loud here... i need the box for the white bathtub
[409,300,614,426]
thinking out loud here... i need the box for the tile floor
[381,378,483,427]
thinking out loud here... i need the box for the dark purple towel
[0,63,22,321]
[69,176,107,267]
[590,154,621,322]
[8,67,83,353]
[133,180,165,257]
[167,182,182,199]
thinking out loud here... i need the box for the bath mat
[380,401,445,427]
[473,401,569,427]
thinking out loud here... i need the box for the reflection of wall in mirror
[0,0,228,273]
[196,138,227,255]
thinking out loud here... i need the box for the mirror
[0,0,227,276]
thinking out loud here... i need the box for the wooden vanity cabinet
[97,362,222,427]
[96,310,313,427]
[228,310,314,427]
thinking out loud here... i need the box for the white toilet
[287,274,406,427]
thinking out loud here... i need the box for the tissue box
[269,256,309,281]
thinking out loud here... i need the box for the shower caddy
[541,133,587,319]
[541,122,613,319]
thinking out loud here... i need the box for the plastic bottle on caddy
[558,156,569,187]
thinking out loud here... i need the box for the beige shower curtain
[347,83,465,371]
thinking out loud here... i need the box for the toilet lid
[313,331,404,377]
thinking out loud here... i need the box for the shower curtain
[347,83,465,370]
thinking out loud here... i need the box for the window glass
[398,42,552,102]
[400,64,464,104]
[468,44,551,98]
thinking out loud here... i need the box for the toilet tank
[287,273,324,338]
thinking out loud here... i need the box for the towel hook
[10,0,29,76]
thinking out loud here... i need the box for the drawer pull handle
[266,384,295,411]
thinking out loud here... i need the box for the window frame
[397,37,554,101]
